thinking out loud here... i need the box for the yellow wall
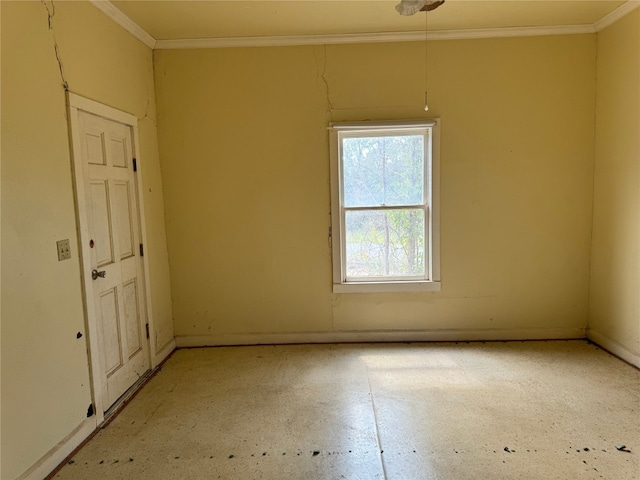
[1,2,173,478]
[5,2,632,475]
[589,9,640,363]
[154,34,597,340]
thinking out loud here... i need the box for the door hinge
[133,158,137,172]
[146,323,150,339]
[139,243,144,256]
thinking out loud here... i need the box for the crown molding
[594,0,640,31]
[154,24,595,50]
[91,0,639,51]
[89,0,156,49]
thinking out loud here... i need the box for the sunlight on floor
[51,341,639,480]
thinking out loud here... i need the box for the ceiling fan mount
[396,0,446,16]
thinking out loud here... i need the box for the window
[329,120,440,293]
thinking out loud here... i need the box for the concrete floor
[53,341,639,480]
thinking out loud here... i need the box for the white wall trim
[154,338,177,367]
[16,418,97,480]
[588,329,640,368]
[176,328,586,348]
[154,24,595,50]
[128,120,163,375]
[67,92,137,126]
[594,0,640,32]
[90,0,640,51]
[89,0,156,49]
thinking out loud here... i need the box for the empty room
[1,1,639,479]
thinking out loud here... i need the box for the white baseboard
[153,337,176,368]
[14,327,599,479]
[16,417,97,480]
[588,329,640,367]
[175,327,586,348]
[15,338,177,480]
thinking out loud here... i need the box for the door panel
[77,110,150,410]
[110,136,128,168]
[123,279,142,358]
[100,288,123,375]
[86,132,106,165]
[89,180,114,267]
[113,181,134,259]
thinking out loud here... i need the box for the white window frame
[329,119,441,293]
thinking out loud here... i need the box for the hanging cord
[424,8,429,111]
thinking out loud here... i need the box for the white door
[77,110,150,410]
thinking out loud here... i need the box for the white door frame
[67,92,158,424]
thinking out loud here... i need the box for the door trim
[67,92,157,424]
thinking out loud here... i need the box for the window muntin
[330,121,440,292]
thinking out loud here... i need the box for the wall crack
[138,54,158,125]
[314,45,334,120]
[42,0,69,91]
[140,98,151,122]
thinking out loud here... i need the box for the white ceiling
[95,1,638,48]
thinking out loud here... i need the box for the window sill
[333,281,441,294]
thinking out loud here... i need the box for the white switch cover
[57,239,71,261]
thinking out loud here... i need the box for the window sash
[337,127,431,283]
[329,120,440,291]
[342,206,430,283]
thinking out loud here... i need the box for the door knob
[91,269,106,280]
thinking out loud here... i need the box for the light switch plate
[57,239,71,261]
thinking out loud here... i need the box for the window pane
[345,209,425,278]
[342,134,424,208]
